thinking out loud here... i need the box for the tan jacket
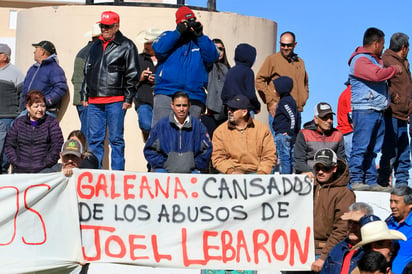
[255,51,309,111]
[211,117,276,174]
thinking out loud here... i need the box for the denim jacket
[321,238,364,274]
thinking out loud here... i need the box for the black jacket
[134,52,156,108]
[81,31,140,104]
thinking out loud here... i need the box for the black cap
[32,40,56,55]
[226,95,252,110]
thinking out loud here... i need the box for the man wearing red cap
[151,6,219,126]
[81,11,140,170]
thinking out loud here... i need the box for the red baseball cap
[175,6,195,24]
[98,11,120,25]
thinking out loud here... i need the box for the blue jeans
[76,105,88,139]
[379,116,410,186]
[87,102,126,170]
[343,132,353,161]
[136,104,152,132]
[275,133,294,174]
[0,118,14,174]
[349,109,385,186]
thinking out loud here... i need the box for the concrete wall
[15,5,277,171]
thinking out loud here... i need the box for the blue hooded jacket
[221,43,260,112]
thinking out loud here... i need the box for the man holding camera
[151,6,219,126]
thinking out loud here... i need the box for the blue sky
[187,0,412,123]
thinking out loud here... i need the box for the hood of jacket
[348,46,379,65]
[316,159,349,188]
[39,54,58,66]
[382,48,405,63]
[234,43,256,68]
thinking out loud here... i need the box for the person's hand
[341,211,365,222]
[81,100,88,107]
[394,64,402,74]
[148,74,155,84]
[302,171,315,181]
[311,258,325,272]
[176,21,188,34]
[267,101,277,117]
[62,166,74,177]
[392,92,401,104]
[192,21,203,37]
[122,102,132,110]
[140,67,152,82]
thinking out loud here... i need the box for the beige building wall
[15,5,277,171]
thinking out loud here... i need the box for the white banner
[76,169,314,272]
[0,173,83,274]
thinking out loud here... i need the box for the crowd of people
[0,6,412,274]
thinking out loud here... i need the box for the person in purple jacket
[5,90,63,173]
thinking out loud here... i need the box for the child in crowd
[272,76,301,174]
[221,43,260,114]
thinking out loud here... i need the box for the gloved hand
[192,21,203,37]
[176,21,188,35]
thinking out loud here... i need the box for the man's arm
[196,35,219,63]
[256,127,276,174]
[123,41,140,105]
[293,131,311,173]
[45,65,68,108]
[211,128,238,174]
[336,134,346,162]
[143,125,166,169]
[194,123,213,171]
[256,56,278,107]
[152,31,181,62]
[352,56,399,82]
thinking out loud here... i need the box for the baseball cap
[313,148,337,168]
[32,40,56,55]
[98,11,120,25]
[0,43,11,57]
[175,6,196,24]
[314,102,335,118]
[226,95,252,110]
[61,139,83,158]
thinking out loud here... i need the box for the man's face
[0,52,8,66]
[390,194,412,223]
[371,240,394,262]
[348,213,363,243]
[33,46,45,63]
[279,33,296,58]
[314,114,333,132]
[171,96,189,123]
[62,154,82,169]
[100,23,119,41]
[314,164,336,184]
[374,38,385,57]
[228,107,247,125]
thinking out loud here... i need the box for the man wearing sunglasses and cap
[151,6,218,126]
[21,40,67,117]
[81,11,139,170]
[311,148,355,272]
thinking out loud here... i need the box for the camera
[186,18,201,31]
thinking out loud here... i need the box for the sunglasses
[280,42,294,48]
[218,47,225,51]
[99,23,116,29]
[314,165,334,172]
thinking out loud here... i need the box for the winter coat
[152,30,219,104]
[82,31,140,104]
[144,113,212,173]
[221,43,260,112]
[206,62,229,121]
[294,120,345,173]
[134,52,156,108]
[273,90,301,139]
[212,117,276,174]
[5,114,64,173]
[22,55,68,110]
[0,63,24,118]
[314,159,355,260]
[71,41,94,106]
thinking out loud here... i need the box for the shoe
[350,183,370,191]
[369,184,393,192]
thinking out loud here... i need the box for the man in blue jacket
[144,91,212,173]
[22,40,68,116]
[151,6,219,126]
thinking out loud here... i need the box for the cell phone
[150,73,155,77]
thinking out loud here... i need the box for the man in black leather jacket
[81,11,139,170]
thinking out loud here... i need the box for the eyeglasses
[99,23,116,29]
[280,42,294,48]
[314,165,334,172]
[218,47,225,51]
